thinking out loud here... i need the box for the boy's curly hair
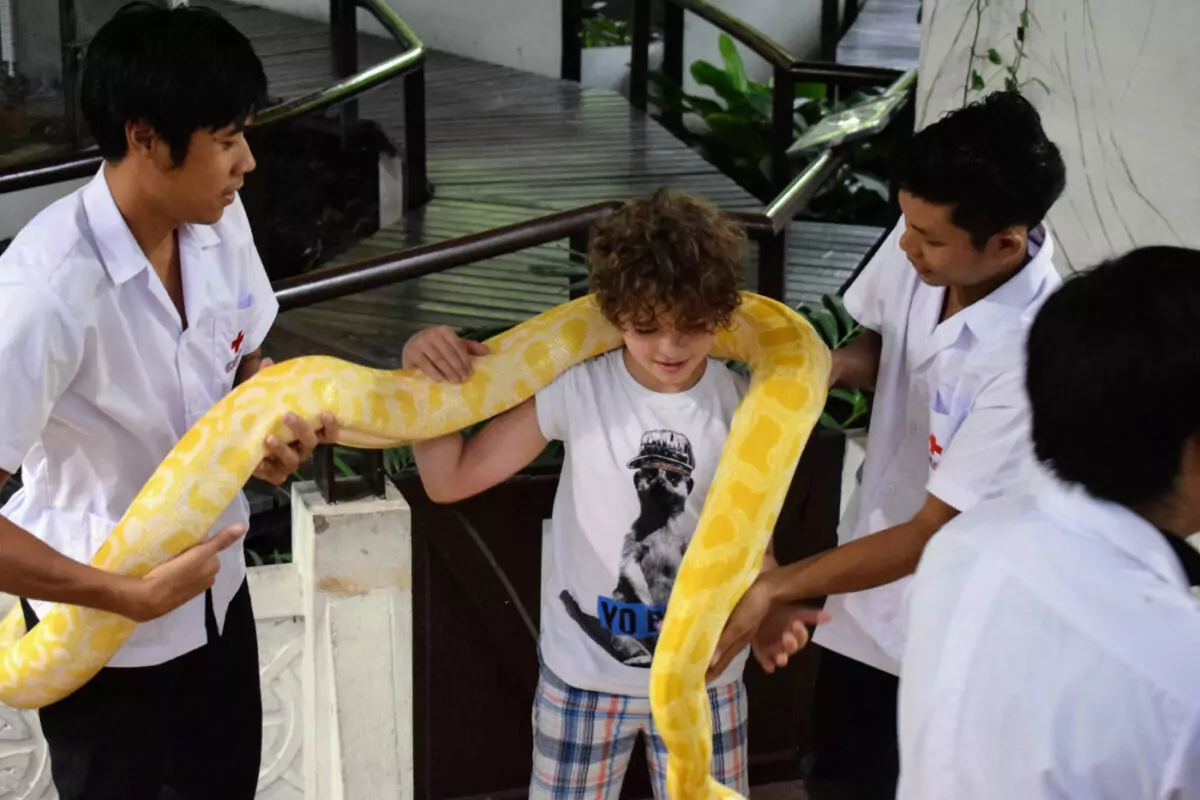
[588,189,745,333]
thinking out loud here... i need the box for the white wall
[916,0,1200,274]
[238,0,563,79]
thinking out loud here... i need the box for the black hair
[892,91,1066,249]
[80,2,268,166]
[1026,246,1200,509]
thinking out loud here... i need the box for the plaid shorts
[530,661,749,799]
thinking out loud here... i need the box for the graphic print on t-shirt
[560,429,696,668]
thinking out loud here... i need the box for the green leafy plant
[245,546,293,567]
[646,34,892,224]
[795,294,871,431]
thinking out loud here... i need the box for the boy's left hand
[707,577,830,681]
[248,359,342,485]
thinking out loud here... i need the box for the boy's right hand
[402,325,491,383]
[116,523,246,622]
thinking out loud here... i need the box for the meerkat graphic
[561,430,696,667]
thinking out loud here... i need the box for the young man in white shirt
[707,91,1067,799]
[898,246,1200,799]
[0,5,336,798]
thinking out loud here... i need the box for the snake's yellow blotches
[0,292,828,800]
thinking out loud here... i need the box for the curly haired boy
[402,190,824,798]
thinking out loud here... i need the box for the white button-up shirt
[813,222,1061,675]
[898,478,1200,799]
[0,169,278,667]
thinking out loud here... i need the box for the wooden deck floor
[837,0,922,70]
[205,0,885,368]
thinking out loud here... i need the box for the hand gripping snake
[0,291,828,799]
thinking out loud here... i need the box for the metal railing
[274,200,777,312]
[269,73,917,311]
[274,76,917,329]
[0,0,429,205]
[560,0,916,298]
[561,0,902,195]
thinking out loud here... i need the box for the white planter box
[580,42,664,98]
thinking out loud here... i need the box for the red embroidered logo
[230,330,245,353]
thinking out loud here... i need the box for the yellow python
[0,291,827,799]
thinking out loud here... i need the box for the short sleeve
[926,367,1035,513]
[0,281,84,472]
[534,369,572,443]
[842,223,904,333]
[229,194,279,353]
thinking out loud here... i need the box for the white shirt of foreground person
[897,478,1200,799]
[0,168,278,668]
[812,222,1060,675]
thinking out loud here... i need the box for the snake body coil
[0,292,828,799]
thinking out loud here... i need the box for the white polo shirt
[897,478,1200,799]
[0,168,278,668]
[812,221,1061,675]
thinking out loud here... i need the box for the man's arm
[707,495,955,677]
[0,470,243,621]
[761,493,958,604]
[414,398,549,503]
[830,329,882,391]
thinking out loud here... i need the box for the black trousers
[802,645,900,800]
[21,580,262,800]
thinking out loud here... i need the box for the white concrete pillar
[291,480,414,800]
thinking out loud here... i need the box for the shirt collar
[82,166,222,286]
[917,224,1058,365]
[958,223,1058,338]
[1037,475,1193,591]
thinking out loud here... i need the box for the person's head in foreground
[588,189,746,392]
[892,90,1066,291]
[1027,245,1200,533]
[82,1,268,225]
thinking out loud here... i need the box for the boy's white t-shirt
[535,349,750,696]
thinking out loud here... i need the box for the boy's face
[620,308,715,392]
[897,190,1028,289]
[144,119,257,225]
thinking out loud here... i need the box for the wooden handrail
[274,203,621,311]
[670,0,794,70]
[274,203,779,311]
